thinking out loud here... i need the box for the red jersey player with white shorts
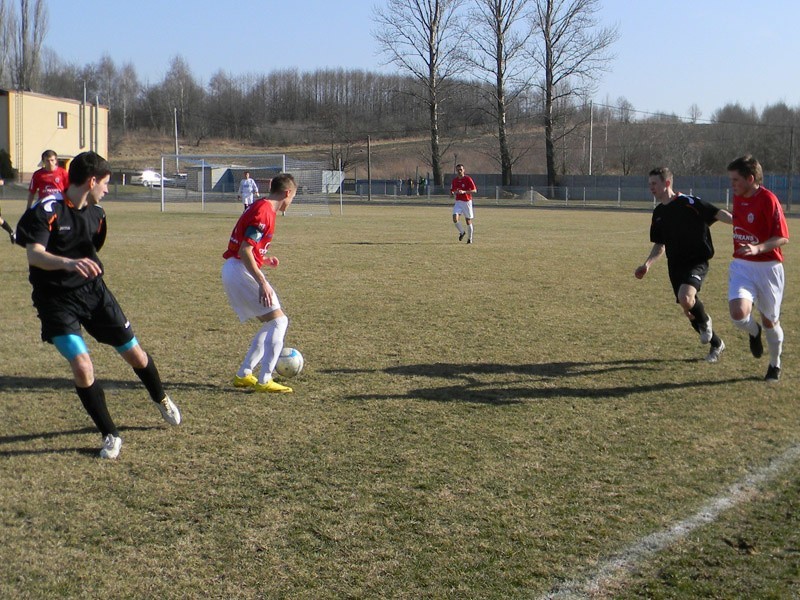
[726,155,790,383]
[450,163,477,243]
[27,149,69,209]
[221,173,297,393]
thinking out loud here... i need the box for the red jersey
[29,167,69,200]
[223,199,276,267]
[450,175,476,201]
[732,186,789,262]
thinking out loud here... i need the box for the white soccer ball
[275,347,304,378]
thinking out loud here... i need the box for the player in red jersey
[726,155,790,383]
[27,149,69,209]
[222,174,297,393]
[450,164,477,243]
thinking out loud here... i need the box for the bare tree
[466,0,536,184]
[0,0,11,87]
[373,0,466,186]
[10,0,48,90]
[529,0,617,187]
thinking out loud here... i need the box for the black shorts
[32,278,135,347]
[667,261,709,300]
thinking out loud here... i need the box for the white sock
[258,315,289,384]
[765,324,784,368]
[732,314,760,337]
[455,222,464,234]
[239,323,271,377]
[467,223,474,240]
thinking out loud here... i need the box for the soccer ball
[275,347,304,378]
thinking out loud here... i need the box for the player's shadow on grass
[329,359,758,405]
[0,375,220,393]
[0,425,157,458]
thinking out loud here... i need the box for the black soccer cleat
[458,231,466,242]
[749,324,764,358]
[765,364,781,383]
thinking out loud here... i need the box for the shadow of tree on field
[324,358,759,406]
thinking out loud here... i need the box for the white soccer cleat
[100,434,122,459]
[157,395,182,426]
[705,340,725,363]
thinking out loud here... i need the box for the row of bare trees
[374,0,618,186]
[0,0,797,183]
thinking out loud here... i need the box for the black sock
[76,381,118,437]
[0,220,13,235]
[710,332,723,348]
[132,353,166,403]
[689,298,709,325]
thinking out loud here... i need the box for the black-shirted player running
[635,167,733,362]
[15,151,181,459]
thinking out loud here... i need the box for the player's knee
[69,353,95,387]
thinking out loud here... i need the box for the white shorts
[221,258,281,322]
[728,258,784,323]
[453,200,474,219]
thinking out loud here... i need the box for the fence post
[618,187,621,207]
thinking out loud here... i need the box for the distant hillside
[109,130,549,181]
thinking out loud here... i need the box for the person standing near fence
[450,164,477,243]
[634,167,732,362]
[15,151,182,459]
[223,174,297,393]
[726,155,789,383]
[27,149,69,209]
[238,171,259,211]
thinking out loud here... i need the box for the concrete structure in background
[0,89,109,180]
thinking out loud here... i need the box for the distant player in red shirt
[27,149,69,209]
[222,174,297,393]
[727,155,790,382]
[450,163,477,243]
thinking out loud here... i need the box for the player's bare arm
[715,209,733,225]
[634,243,665,279]
[26,243,102,278]
[735,236,789,258]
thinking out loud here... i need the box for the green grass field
[1,199,798,599]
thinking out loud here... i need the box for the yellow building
[0,88,109,180]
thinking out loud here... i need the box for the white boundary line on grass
[541,442,800,599]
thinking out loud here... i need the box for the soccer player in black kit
[635,167,733,362]
[15,151,181,459]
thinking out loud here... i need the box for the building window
[57,112,67,128]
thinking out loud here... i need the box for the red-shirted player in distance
[450,164,477,244]
[27,149,69,209]
[222,174,297,393]
[726,155,790,383]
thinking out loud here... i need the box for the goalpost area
[156,153,343,216]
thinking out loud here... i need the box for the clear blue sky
[47,0,800,121]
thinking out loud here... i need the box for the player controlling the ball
[222,173,297,393]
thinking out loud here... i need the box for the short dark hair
[41,149,57,161]
[68,151,112,186]
[648,167,673,181]
[727,155,763,185]
[270,173,296,193]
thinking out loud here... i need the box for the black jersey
[649,194,720,265]
[16,196,107,291]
